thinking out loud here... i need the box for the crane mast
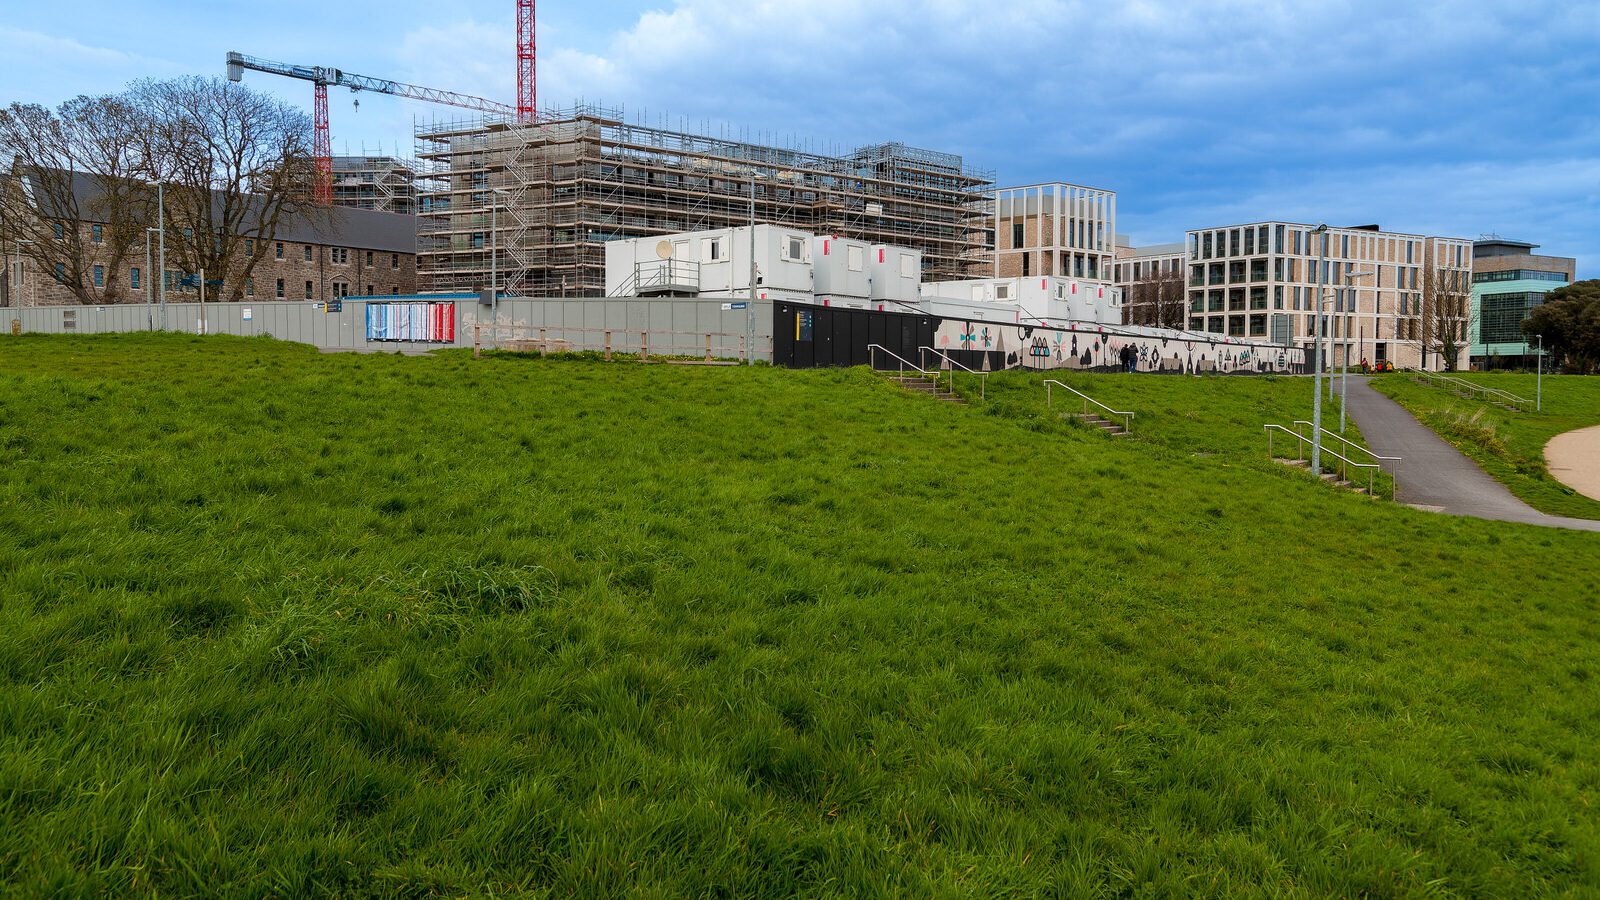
[517,0,537,121]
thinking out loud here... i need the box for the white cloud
[0,26,185,102]
[386,0,1600,275]
[1121,158,1600,276]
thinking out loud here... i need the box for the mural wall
[769,302,1306,374]
[930,319,1306,375]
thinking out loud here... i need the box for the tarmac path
[1332,376,1600,533]
[1545,425,1600,503]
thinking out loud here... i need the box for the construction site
[412,109,994,297]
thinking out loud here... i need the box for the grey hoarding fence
[5,295,778,362]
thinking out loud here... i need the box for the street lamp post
[489,187,512,349]
[748,172,757,365]
[1311,224,1329,474]
[144,227,160,331]
[11,239,34,316]
[1339,268,1375,433]
[156,182,167,330]
[1536,333,1543,412]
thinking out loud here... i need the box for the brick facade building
[2,170,416,309]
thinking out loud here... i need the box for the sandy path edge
[1545,424,1600,503]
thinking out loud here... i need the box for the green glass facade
[1471,272,1568,365]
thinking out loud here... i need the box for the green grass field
[942,368,1392,495]
[1371,372,1600,520]
[2,334,1599,896]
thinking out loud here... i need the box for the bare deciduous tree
[1124,265,1185,329]
[131,77,319,303]
[0,96,152,305]
[1420,265,1470,371]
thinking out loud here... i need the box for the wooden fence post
[473,324,481,359]
[705,333,712,362]
[604,331,612,361]
[640,332,648,362]
[539,327,547,357]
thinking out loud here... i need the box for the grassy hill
[2,334,1597,896]
[1372,372,1600,520]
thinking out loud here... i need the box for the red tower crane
[226,52,516,205]
[517,0,537,121]
[227,2,537,203]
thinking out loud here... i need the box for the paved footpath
[1333,376,1600,532]
[1546,425,1600,503]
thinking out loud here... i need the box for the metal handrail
[867,343,935,380]
[918,346,987,400]
[1045,380,1133,433]
[1264,424,1385,498]
[1294,420,1402,501]
[1403,368,1529,409]
[1299,419,1401,461]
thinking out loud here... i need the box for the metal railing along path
[918,346,987,400]
[1402,368,1530,411]
[1294,420,1403,502]
[1264,424,1386,498]
[1045,380,1133,433]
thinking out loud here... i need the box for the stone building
[2,169,416,309]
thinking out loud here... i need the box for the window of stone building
[276,278,285,298]
[93,265,103,286]
[391,254,399,270]
[304,280,313,299]
[303,246,312,262]
[1012,222,1023,249]
[131,267,140,290]
[92,225,102,243]
[276,242,284,259]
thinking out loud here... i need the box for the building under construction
[330,157,424,216]
[414,105,994,297]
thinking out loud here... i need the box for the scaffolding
[415,106,994,297]
[329,156,426,216]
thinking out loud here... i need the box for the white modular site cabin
[921,276,1124,326]
[867,245,923,307]
[604,225,816,302]
[810,235,872,308]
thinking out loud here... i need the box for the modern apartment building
[990,183,1116,284]
[1184,222,1473,370]
[1113,240,1185,327]
[1470,239,1576,369]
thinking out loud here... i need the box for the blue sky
[3,0,1597,276]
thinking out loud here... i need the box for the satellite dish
[655,240,674,260]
